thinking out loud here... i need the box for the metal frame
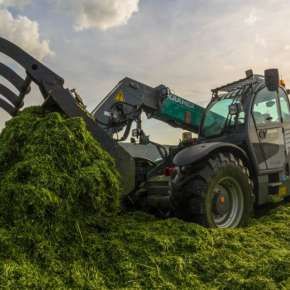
[212,74,264,94]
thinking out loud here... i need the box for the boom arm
[92,77,204,137]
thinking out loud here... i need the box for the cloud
[0,0,30,8]
[255,34,267,47]
[244,9,259,26]
[57,0,139,31]
[0,9,53,60]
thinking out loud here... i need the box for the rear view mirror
[264,69,279,91]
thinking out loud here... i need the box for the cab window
[201,99,232,137]
[279,88,290,122]
[252,88,279,126]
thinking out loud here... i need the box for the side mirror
[229,103,242,116]
[265,69,279,91]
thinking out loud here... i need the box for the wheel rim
[211,176,244,228]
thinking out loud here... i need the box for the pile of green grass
[0,107,289,289]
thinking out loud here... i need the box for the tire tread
[171,151,254,227]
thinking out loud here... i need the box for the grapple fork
[0,37,135,195]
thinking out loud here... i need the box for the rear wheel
[171,152,254,228]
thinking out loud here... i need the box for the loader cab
[199,71,290,172]
[170,69,290,227]
[199,69,290,206]
[248,86,290,171]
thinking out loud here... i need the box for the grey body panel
[284,129,290,154]
[121,143,169,162]
[260,128,285,169]
[173,142,248,167]
[247,86,287,173]
[247,116,267,171]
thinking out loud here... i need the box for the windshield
[201,99,233,138]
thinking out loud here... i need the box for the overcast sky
[1,0,290,144]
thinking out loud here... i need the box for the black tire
[170,152,254,228]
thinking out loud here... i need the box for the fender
[173,142,249,166]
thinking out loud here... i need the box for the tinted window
[279,89,290,122]
[202,99,232,137]
[253,88,279,125]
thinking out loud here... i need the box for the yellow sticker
[115,90,125,102]
[278,186,288,197]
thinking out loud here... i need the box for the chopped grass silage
[0,107,290,289]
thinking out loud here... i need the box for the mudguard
[173,142,249,166]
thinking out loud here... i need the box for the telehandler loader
[1,37,290,228]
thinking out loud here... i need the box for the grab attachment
[0,37,136,195]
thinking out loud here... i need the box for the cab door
[252,87,285,170]
[278,88,290,167]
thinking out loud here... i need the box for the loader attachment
[0,63,29,115]
[0,37,135,195]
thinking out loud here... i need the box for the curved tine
[0,37,63,86]
[0,83,22,107]
[0,98,16,116]
[0,63,26,92]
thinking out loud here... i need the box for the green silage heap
[0,107,290,289]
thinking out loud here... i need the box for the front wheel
[170,152,254,228]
